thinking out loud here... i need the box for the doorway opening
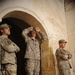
[0,17,31,75]
[0,10,56,75]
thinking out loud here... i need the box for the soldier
[56,39,72,75]
[0,24,20,75]
[22,27,46,75]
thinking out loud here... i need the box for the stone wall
[0,0,69,75]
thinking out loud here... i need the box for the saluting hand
[35,27,40,32]
[28,27,33,31]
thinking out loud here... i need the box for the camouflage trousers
[25,59,40,75]
[58,69,71,75]
[1,64,17,75]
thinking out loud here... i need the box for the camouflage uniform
[0,35,20,75]
[22,27,46,75]
[0,45,1,64]
[56,48,72,75]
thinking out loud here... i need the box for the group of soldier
[0,23,72,75]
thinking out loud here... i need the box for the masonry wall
[0,0,67,53]
[0,0,68,75]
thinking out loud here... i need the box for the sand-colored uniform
[56,48,72,75]
[0,35,20,75]
[22,28,46,75]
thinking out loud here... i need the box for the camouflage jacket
[0,35,20,64]
[56,48,72,70]
[22,28,46,60]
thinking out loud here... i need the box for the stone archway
[1,9,56,75]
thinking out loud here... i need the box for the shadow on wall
[65,0,75,5]
[0,0,7,4]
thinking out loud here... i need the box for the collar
[1,34,8,38]
[59,47,66,51]
[31,37,37,41]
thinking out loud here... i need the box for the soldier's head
[28,29,36,38]
[59,39,67,48]
[0,24,11,36]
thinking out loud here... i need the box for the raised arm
[22,27,33,42]
[39,31,47,41]
[35,27,47,42]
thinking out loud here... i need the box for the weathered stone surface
[0,0,74,75]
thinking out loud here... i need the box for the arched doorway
[0,10,56,75]
[0,17,30,75]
